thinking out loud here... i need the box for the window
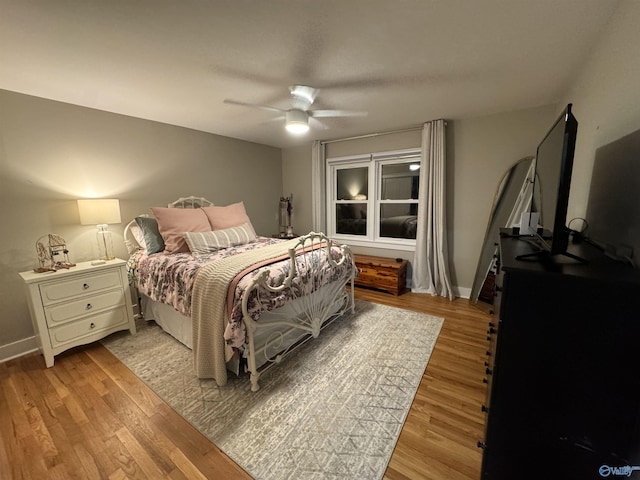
[327,148,421,249]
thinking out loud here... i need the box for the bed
[125,196,356,391]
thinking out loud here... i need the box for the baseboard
[0,336,38,364]
[455,286,471,299]
[406,276,470,299]
[409,285,471,299]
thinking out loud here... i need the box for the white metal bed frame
[124,196,356,391]
[240,232,354,390]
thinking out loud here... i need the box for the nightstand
[19,258,136,367]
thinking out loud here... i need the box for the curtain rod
[320,120,447,145]
[320,126,423,145]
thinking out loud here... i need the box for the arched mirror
[469,156,535,312]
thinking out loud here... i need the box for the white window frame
[326,148,421,251]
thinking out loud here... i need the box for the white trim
[325,153,371,164]
[340,237,416,251]
[409,285,470,299]
[0,336,38,364]
[326,149,421,248]
[455,286,472,299]
[371,148,421,161]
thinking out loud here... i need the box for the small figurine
[279,194,294,238]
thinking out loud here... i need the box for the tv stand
[515,247,588,264]
[508,228,588,263]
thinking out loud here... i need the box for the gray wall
[448,106,559,292]
[282,105,559,296]
[0,89,282,356]
[282,144,313,235]
[560,0,640,225]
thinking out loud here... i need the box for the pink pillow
[201,202,256,234]
[151,207,211,254]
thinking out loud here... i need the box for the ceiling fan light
[285,109,309,134]
[286,122,309,134]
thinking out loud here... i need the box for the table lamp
[77,199,121,263]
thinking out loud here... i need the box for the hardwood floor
[0,289,490,479]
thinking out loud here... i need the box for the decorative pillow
[183,223,257,255]
[201,202,256,234]
[150,207,210,254]
[134,216,165,254]
[129,224,146,252]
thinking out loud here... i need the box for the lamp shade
[77,199,121,225]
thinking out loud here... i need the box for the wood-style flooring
[0,288,490,479]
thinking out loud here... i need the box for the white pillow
[183,223,256,255]
[130,224,147,251]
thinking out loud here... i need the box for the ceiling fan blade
[223,99,285,113]
[309,117,329,130]
[310,109,368,118]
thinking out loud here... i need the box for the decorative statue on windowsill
[34,234,76,273]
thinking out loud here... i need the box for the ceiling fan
[223,85,367,134]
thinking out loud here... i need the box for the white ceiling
[0,0,619,149]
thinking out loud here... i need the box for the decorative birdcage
[34,234,76,273]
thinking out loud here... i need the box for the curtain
[412,119,454,299]
[311,140,326,233]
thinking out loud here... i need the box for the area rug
[102,299,443,480]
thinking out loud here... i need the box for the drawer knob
[83,283,90,290]
[86,303,93,310]
[90,322,96,329]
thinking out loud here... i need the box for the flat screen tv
[518,103,583,262]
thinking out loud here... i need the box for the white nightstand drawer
[49,307,129,348]
[40,270,122,305]
[44,289,125,327]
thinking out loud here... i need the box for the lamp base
[96,224,115,261]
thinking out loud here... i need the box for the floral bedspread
[129,236,355,346]
[132,237,281,316]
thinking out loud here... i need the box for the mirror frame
[469,156,535,311]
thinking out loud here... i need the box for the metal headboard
[124,196,215,253]
[168,196,214,209]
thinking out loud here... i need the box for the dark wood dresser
[479,233,640,479]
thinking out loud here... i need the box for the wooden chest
[354,254,408,295]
